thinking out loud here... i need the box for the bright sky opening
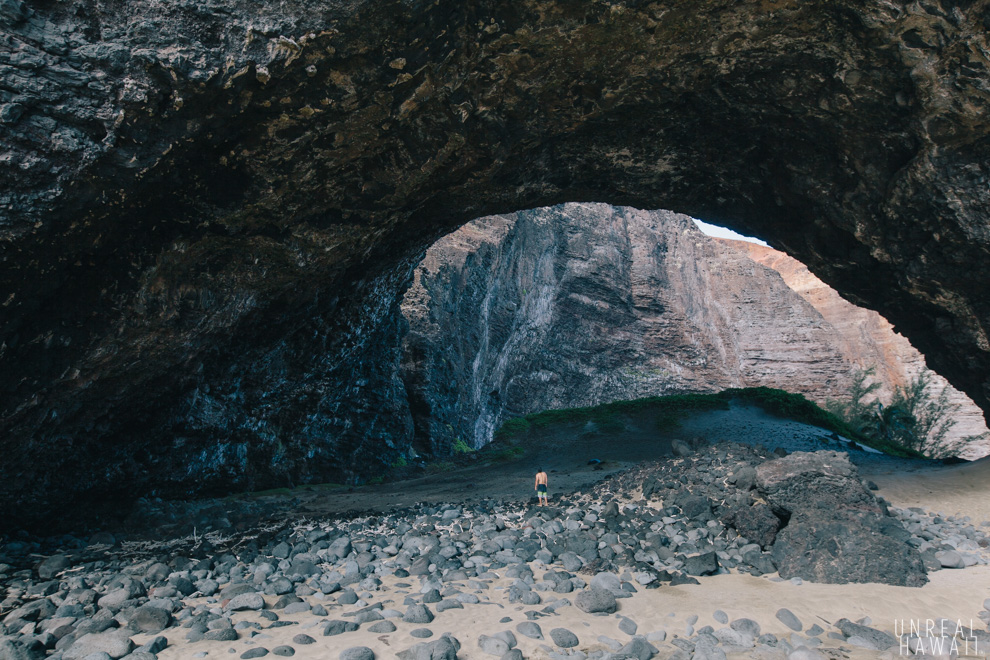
[693,218,769,246]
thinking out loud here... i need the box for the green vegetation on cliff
[492,386,925,458]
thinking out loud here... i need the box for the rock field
[3,443,990,660]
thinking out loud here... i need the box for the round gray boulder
[340,648,374,660]
[227,593,265,612]
[574,588,617,614]
[402,604,434,624]
[549,628,579,648]
[64,632,134,660]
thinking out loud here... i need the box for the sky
[693,218,769,246]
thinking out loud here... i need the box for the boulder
[834,618,897,650]
[36,556,71,580]
[719,502,781,549]
[515,622,543,640]
[402,604,434,624]
[477,636,509,657]
[756,451,927,586]
[681,552,719,576]
[64,632,134,660]
[396,635,460,660]
[0,638,45,660]
[574,588,617,614]
[127,606,172,634]
[226,593,265,611]
[618,636,658,660]
[549,629,579,648]
[339,649,374,660]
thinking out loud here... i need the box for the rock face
[1,0,989,528]
[402,203,988,453]
[756,451,928,586]
[729,240,990,459]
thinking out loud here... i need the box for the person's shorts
[537,484,547,494]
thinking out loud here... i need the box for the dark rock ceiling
[0,0,988,528]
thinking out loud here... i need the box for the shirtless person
[534,468,549,506]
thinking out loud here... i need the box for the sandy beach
[144,424,990,660]
[8,405,990,660]
[148,563,990,660]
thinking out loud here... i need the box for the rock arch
[1,0,988,527]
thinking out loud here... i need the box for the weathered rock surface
[756,451,928,586]
[1,0,989,528]
[403,205,868,450]
[402,204,988,454]
[731,240,990,459]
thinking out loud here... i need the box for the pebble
[516,622,543,640]
[776,608,803,632]
[367,620,396,633]
[240,649,268,659]
[403,604,435,624]
[339,648,375,660]
[410,628,434,639]
[574,588,616,614]
[550,628,579,648]
[478,635,510,656]
[291,635,315,645]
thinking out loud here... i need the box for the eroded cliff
[731,239,990,458]
[402,204,988,457]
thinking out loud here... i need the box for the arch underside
[0,0,988,528]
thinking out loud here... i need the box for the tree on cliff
[828,369,983,459]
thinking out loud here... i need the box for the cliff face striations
[402,204,989,457]
[730,240,990,459]
[1,0,989,526]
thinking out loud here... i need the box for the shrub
[494,417,531,442]
[486,386,937,457]
[488,446,524,462]
[452,437,474,454]
[825,369,973,458]
[425,461,455,474]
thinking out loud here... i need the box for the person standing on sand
[535,468,549,506]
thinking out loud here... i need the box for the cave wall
[1,0,988,528]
